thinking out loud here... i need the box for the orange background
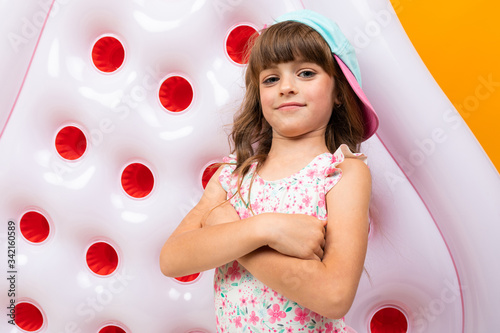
[390,0,500,173]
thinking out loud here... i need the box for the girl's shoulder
[323,144,368,191]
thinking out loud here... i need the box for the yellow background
[390,0,500,173]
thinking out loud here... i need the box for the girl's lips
[277,102,305,110]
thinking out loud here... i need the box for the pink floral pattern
[268,304,287,324]
[214,144,367,332]
[294,308,311,325]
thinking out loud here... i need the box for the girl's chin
[272,129,325,140]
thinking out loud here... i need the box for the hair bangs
[249,21,335,76]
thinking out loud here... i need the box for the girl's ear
[334,96,342,107]
[333,88,342,107]
[331,78,341,106]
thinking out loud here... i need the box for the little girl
[160,9,379,332]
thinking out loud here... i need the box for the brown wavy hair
[229,20,365,183]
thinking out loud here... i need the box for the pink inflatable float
[1,0,499,332]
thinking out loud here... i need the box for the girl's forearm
[161,217,267,278]
[238,249,348,319]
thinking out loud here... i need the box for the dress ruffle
[324,144,367,192]
[219,154,237,192]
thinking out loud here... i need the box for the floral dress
[215,144,367,332]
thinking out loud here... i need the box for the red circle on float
[159,76,194,112]
[175,273,201,283]
[86,242,119,276]
[201,163,220,189]
[55,126,87,160]
[370,307,408,333]
[99,325,126,333]
[226,25,258,64]
[15,302,44,332]
[121,163,155,199]
[20,211,50,243]
[92,36,125,73]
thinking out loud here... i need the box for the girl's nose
[279,75,297,95]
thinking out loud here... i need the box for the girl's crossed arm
[159,167,326,278]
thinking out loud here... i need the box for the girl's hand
[202,204,326,261]
[202,201,240,227]
[263,213,327,261]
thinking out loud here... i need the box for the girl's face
[259,60,338,141]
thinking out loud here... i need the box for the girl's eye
[262,76,279,85]
[299,70,316,78]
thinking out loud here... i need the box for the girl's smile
[277,101,306,111]
[259,60,338,140]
